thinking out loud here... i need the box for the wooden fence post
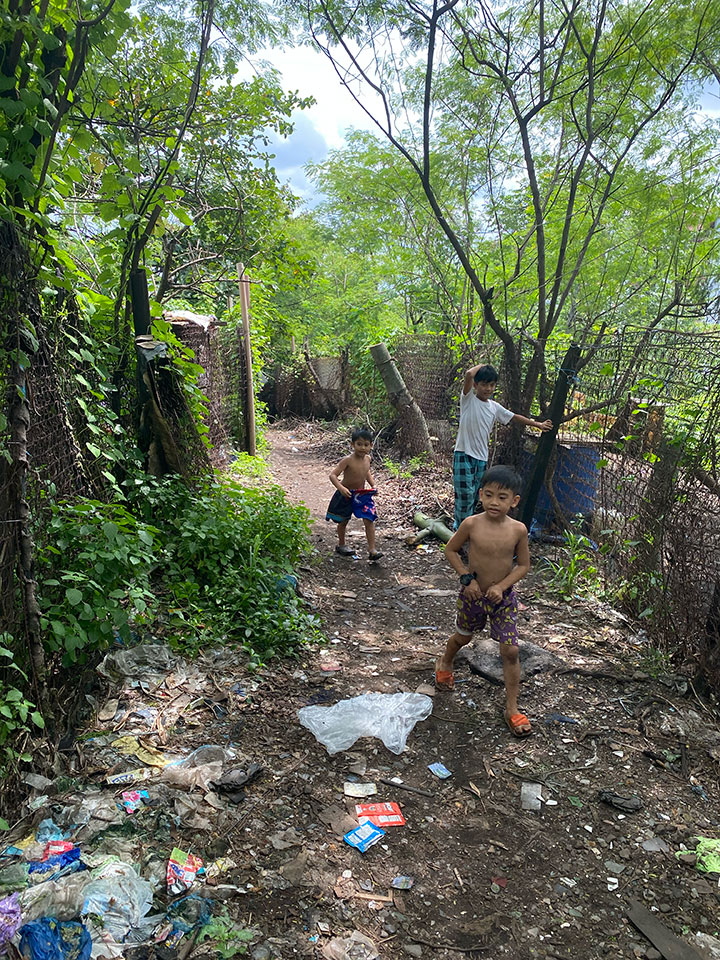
[237,263,256,456]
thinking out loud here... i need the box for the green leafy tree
[305,0,720,425]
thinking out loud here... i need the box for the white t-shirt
[454,392,514,461]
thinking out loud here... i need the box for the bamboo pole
[412,511,453,544]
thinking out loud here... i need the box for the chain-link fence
[4,287,720,690]
[543,327,720,684]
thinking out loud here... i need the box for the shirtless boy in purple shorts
[435,465,532,736]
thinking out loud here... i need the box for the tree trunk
[369,343,434,457]
[521,343,581,528]
[0,222,48,711]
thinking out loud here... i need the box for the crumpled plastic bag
[20,874,93,924]
[677,837,720,874]
[298,692,433,756]
[18,918,91,960]
[322,930,378,960]
[97,645,179,684]
[0,892,22,948]
[80,862,153,942]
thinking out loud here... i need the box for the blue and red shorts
[326,488,378,524]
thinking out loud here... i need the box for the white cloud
[238,43,379,201]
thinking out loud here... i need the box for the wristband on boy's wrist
[459,572,475,586]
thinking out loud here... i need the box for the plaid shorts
[453,452,486,529]
[456,586,518,645]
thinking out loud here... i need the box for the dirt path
[261,424,720,960]
[8,425,716,960]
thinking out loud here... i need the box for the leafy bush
[37,501,159,663]
[540,520,600,600]
[33,474,318,671]
[0,639,45,782]
[125,475,320,660]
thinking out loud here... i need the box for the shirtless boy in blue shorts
[326,427,382,561]
[435,465,532,736]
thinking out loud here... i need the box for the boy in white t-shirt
[453,364,552,529]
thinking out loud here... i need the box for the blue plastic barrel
[521,443,599,529]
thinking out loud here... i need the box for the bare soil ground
[248,422,720,960]
[5,421,719,960]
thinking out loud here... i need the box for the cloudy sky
[248,42,720,207]
[251,44,376,204]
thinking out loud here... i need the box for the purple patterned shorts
[455,586,518,645]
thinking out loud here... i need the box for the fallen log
[410,511,453,545]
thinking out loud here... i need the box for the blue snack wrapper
[343,822,385,852]
[428,762,452,779]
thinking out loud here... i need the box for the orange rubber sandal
[506,712,532,737]
[435,661,455,690]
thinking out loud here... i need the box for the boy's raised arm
[510,413,553,432]
[462,363,483,395]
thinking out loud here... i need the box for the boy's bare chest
[343,457,368,483]
[470,526,517,559]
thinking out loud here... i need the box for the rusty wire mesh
[384,325,720,683]
[551,327,720,679]
[170,318,249,449]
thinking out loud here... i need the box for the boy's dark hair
[474,364,499,383]
[351,426,373,443]
[480,465,523,495]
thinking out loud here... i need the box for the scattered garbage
[427,762,452,780]
[167,850,203,895]
[118,790,149,815]
[694,933,720,959]
[164,893,212,943]
[544,713,579,724]
[18,917,92,960]
[97,644,179,686]
[320,661,342,673]
[520,782,544,811]
[343,782,377,799]
[298,692,432,755]
[0,893,22,948]
[111,736,171,768]
[597,790,642,812]
[213,762,263,803]
[105,768,153,786]
[391,876,414,890]
[677,837,720,874]
[355,802,405,827]
[81,861,153,942]
[322,930,378,960]
[343,823,385,853]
